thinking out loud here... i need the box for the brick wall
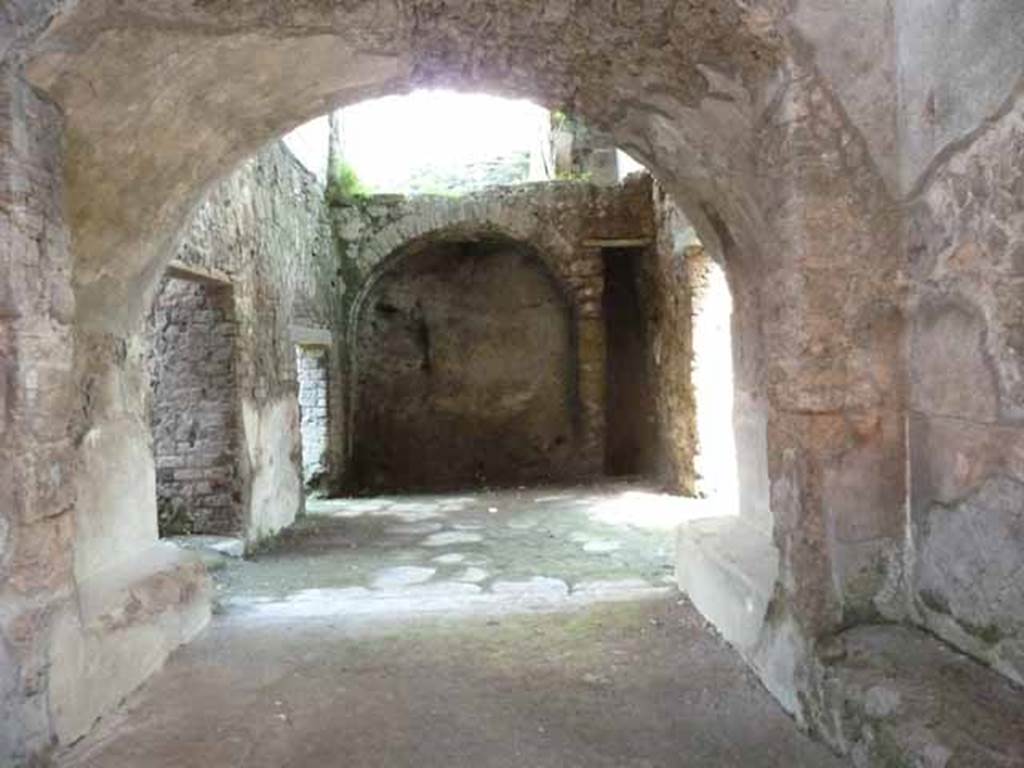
[148,277,241,535]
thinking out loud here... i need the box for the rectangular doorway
[602,247,658,477]
[295,345,329,487]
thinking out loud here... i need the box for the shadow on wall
[351,237,578,492]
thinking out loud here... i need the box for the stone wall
[296,345,330,485]
[639,190,699,494]
[334,177,658,489]
[353,237,576,492]
[174,141,342,542]
[13,3,1015,761]
[149,277,241,536]
[0,64,77,765]
[905,77,1024,686]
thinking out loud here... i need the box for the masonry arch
[349,228,584,491]
[24,3,777,335]
[9,1,908,755]
[348,223,580,332]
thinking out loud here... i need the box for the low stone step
[49,544,212,743]
[675,515,778,653]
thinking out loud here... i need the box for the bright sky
[284,90,550,192]
[283,89,646,192]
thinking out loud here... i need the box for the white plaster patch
[582,540,621,554]
[454,567,489,584]
[422,531,483,547]
[370,566,436,589]
[432,553,467,565]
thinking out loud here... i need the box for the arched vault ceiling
[20,0,789,332]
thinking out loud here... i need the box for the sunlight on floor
[586,489,736,531]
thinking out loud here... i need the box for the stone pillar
[0,66,78,763]
[677,61,908,722]
[0,74,211,762]
[755,63,907,642]
[566,246,606,476]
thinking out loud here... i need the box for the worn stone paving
[56,482,847,767]
[60,596,843,768]
[212,481,717,621]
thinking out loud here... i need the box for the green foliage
[157,497,194,536]
[326,161,370,204]
[551,109,570,130]
[554,168,592,182]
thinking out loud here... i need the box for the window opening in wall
[296,344,330,489]
[147,274,243,539]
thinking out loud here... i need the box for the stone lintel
[165,260,233,286]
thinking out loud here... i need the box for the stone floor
[214,482,707,620]
[59,483,843,767]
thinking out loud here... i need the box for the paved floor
[60,483,843,767]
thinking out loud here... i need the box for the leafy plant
[555,168,592,182]
[157,497,194,536]
[326,161,370,204]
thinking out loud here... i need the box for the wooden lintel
[165,259,233,286]
[581,238,653,248]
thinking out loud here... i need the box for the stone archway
[349,232,580,492]
[2,2,909,759]
[336,183,655,485]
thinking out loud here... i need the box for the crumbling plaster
[353,237,577,492]
[172,141,343,543]
[335,179,656,486]
[4,1,1020,764]
[906,82,1024,687]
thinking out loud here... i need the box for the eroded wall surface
[641,191,701,496]
[335,178,657,487]
[905,25,1024,684]
[354,239,575,491]
[174,141,342,542]
[0,64,77,764]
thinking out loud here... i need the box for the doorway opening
[601,246,658,478]
[295,344,330,489]
[689,251,739,511]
